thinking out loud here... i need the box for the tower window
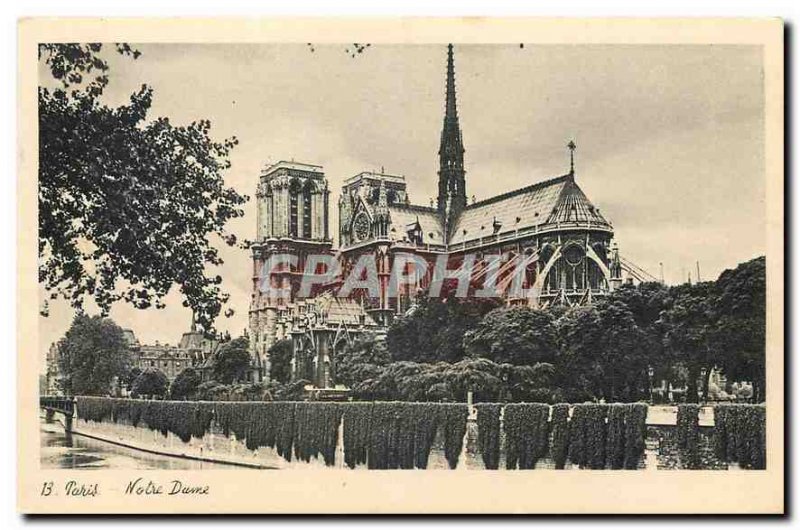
[290,191,299,237]
[303,187,312,239]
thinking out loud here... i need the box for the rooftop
[262,160,324,177]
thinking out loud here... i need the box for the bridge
[40,395,76,430]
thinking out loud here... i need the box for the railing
[40,395,76,417]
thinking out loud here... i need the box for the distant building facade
[126,319,222,382]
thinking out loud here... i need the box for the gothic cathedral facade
[249,44,625,388]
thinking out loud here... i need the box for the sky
[38,42,765,359]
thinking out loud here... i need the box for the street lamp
[647,365,654,404]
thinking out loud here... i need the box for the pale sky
[38,43,765,360]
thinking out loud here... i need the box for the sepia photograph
[17,17,784,514]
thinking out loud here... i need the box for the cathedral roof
[301,293,379,327]
[449,174,612,246]
[387,205,445,246]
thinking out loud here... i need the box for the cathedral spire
[437,43,467,238]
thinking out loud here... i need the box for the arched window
[289,179,301,237]
[303,183,313,239]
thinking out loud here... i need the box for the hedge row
[474,402,648,470]
[676,404,701,469]
[713,404,766,469]
[476,403,502,469]
[504,403,549,469]
[76,398,469,469]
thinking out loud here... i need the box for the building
[127,318,222,382]
[249,44,644,389]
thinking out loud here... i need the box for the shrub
[713,404,766,469]
[503,403,550,469]
[131,368,169,398]
[343,402,373,469]
[606,403,626,469]
[623,403,648,469]
[476,403,502,469]
[550,403,570,469]
[677,404,700,469]
[568,403,608,469]
[439,403,469,470]
[170,368,201,400]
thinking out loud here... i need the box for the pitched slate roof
[387,204,446,246]
[449,174,611,246]
[300,293,378,327]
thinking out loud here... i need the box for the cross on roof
[567,140,577,175]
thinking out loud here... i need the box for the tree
[464,306,558,365]
[170,367,202,400]
[709,256,766,402]
[268,339,293,384]
[131,367,169,398]
[387,296,500,363]
[658,282,716,403]
[120,366,142,390]
[38,44,247,330]
[335,333,391,388]
[56,314,132,395]
[556,300,648,402]
[212,337,252,384]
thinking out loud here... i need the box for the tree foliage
[387,297,500,363]
[268,339,294,384]
[169,367,202,400]
[709,257,766,402]
[464,306,558,365]
[56,314,132,395]
[38,43,247,330]
[212,337,252,384]
[335,333,391,388]
[131,367,169,398]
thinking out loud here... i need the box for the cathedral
[248,44,630,389]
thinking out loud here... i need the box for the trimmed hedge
[713,404,766,469]
[75,397,663,471]
[676,404,700,469]
[550,403,570,469]
[568,404,608,469]
[476,403,502,469]
[606,404,626,469]
[503,403,550,470]
[440,403,469,470]
[623,403,648,469]
[342,402,372,469]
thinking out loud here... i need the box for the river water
[40,417,238,470]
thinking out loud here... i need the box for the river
[40,417,239,470]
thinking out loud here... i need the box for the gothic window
[289,179,301,237]
[289,194,298,237]
[303,184,313,239]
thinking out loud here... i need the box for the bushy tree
[557,299,648,402]
[131,367,169,398]
[212,337,252,384]
[169,367,202,399]
[120,366,142,391]
[464,306,558,365]
[268,339,293,384]
[387,296,500,363]
[56,314,132,395]
[658,283,716,403]
[38,43,247,330]
[335,333,391,388]
[709,256,766,402]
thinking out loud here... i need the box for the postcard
[18,17,784,514]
